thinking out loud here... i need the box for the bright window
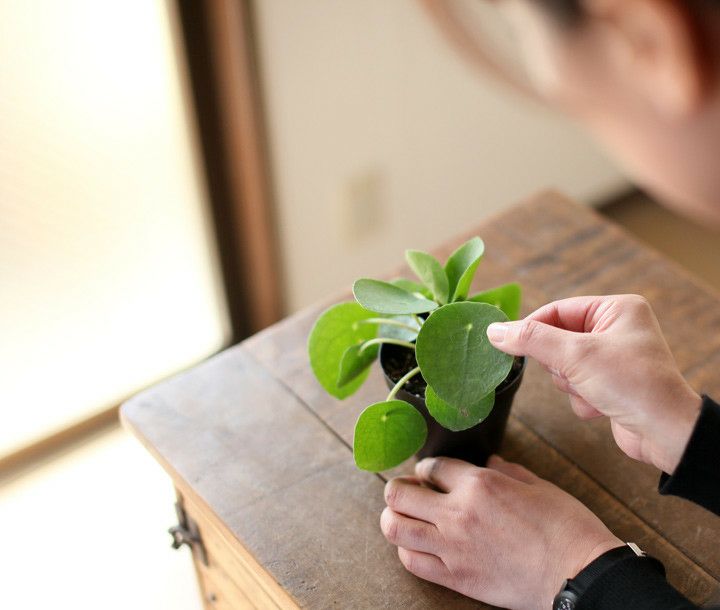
[0,0,230,457]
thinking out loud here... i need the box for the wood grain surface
[123,191,720,609]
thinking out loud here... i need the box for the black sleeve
[574,396,720,609]
[576,554,698,609]
[659,395,720,516]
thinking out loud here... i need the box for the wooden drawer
[176,488,298,610]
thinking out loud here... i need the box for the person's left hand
[381,455,622,610]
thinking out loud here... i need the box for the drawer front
[194,556,257,610]
[176,488,298,610]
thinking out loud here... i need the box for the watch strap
[557,543,666,608]
[565,545,658,595]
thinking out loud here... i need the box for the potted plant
[308,237,525,472]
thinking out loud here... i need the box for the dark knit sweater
[574,396,720,609]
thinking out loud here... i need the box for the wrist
[649,388,702,475]
[548,536,623,606]
[552,542,667,610]
[572,537,625,578]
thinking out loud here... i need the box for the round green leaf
[353,279,438,315]
[406,250,449,304]
[416,302,512,407]
[469,283,522,321]
[308,303,377,399]
[337,343,379,388]
[353,400,428,472]
[390,278,433,300]
[426,385,495,432]
[377,315,420,342]
[445,237,484,301]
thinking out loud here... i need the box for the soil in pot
[380,343,525,466]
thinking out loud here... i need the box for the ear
[584,0,708,117]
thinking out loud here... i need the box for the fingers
[487,317,588,373]
[415,457,476,492]
[397,547,451,587]
[486,295,633,373]
[569,395,603,420]
[384,476,443,522]
[487,313,607,424]
[380,507,440,554]
[524,296,616,332]
[416,455,538,488]
[547,365,602,419]
[489,293,648,353]
[550,373,603,419]
[486,454,537,484]
[549,369,577,395]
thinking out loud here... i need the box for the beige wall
[253,0,627,312]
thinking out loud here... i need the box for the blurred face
[495,0,720,225]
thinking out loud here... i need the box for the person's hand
[486,294,702,474]
[381,456,622,610]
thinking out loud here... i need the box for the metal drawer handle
[169,501,208,566]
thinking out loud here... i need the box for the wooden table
[122,191,720,609]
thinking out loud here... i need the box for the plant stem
[412,314,425,328]
[359,338,416,353]
[358,318,419,333]
[386,366,422,401]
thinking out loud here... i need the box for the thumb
[487,319,586,374]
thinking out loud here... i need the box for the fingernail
[487,323,509,343]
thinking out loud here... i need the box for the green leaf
[444,237,485,301]
[391,278,433,300]
[337,343,378,388]
[405,250,449,304]
[426,385,495,431]
[469,283,522,321]
[416,302,512,407]
[353,400,428,472]
[353,279,438,315]
[378,315,421,342]
[308,303,378,399]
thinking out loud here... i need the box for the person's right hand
[486,294,702,475]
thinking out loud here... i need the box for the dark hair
[542,0,719,25]
[541,0,583,24]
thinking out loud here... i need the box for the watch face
[553,590,578,610]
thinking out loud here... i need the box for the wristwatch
[552,543,663,609]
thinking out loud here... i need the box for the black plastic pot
[379,343,526,467]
